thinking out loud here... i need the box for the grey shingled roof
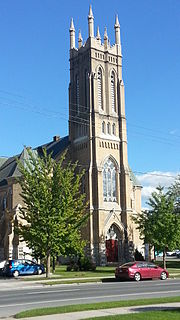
[128,165,141,187]
[0,136,69,184]
[0,158,8,168]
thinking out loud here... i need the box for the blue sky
[0,0,180,203]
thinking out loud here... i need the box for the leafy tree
[16,149,88,277]
[168,175,180,215]
[134,186,180,268]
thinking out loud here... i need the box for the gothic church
[0,6,142,264]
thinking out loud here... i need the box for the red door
[106,239,118,262]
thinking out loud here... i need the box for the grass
[85,310,180,320]
[22,261,180,283]
[23,265,115,281]
[15,296,180,318]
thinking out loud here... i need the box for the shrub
[134,249,144,261]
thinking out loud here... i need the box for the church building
[0,6,143,265]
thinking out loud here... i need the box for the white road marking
[26,289,80,295]
[0,290,180,308]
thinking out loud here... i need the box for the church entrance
[106,239,118,262]
[106,224,123,263]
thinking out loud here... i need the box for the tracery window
[103,158,117,202]
[111,71,116,112]
[97,68,103,110]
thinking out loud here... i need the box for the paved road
[0,278,180,318]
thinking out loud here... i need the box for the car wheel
[37,269,42,275]
[13,270,19,277]
[160,272,167,280]
[134,272,141,281]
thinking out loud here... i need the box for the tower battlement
[69,5,122,58]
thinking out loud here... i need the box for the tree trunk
[46,251,51,278]
[163,249,166,269]
[52,256,56,273]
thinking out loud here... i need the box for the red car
[115,261,169,281]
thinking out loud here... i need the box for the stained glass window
[103,158,117,202]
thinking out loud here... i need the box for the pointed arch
[102,121,105,133]
[102,156,118,202]
[75,74,80,114]
[97,67,103,110]
[111,70,116,112]
[84,69,89,109]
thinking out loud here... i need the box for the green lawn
[23,262,180,282]
[15,296,180,318]
[85,310,180,320]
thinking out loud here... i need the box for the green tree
[134,186,180,268]
[168,175,180,215]
[17,149,88,277]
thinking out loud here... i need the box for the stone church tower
[68,6,142,265]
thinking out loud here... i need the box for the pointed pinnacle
[115,14,120,27]
[104,26,108,39]
[78,29,83,41]
[96,26,101,40]
[70,18,75,30]
[88,4,94,18]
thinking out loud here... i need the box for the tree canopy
[168,174,180,215]
[133,185,180,268]
[16,149,88,277]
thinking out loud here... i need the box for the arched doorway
[106,224,123,263]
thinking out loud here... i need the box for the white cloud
[136,171,179,209]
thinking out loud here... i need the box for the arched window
[107,122,110,134]
[103,158,117,202]
[97,68,103,110]
[76,75,80,114]
[85,70,89,109]
[112,123,116,135]
[102,121,105,133]
[111,71,116,112]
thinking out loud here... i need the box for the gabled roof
[0,135,69,184]
[0,158,8,168]
[128,165,141,187]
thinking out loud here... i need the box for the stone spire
[114,14,121,45]
[88,5,94,37]
[104,26,108,49]
[69,18,75,49]
[78,30,83,48]
[96,26,101,43]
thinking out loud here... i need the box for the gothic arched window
[76,75,80,114]
[102,121,105,134]
[84,70,89,109]
[112,123,116,135]
[107,122,111,134]
[97,68,103,110]
[111,71,116,112]
[103,158,117,202]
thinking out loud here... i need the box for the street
[0,278,180,317]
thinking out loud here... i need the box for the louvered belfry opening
[97,68,103,110]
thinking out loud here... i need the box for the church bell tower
[68,6,142,264]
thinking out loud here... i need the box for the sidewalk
[4,302,180,320]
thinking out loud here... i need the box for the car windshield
[120,262,135,268]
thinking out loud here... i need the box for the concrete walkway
[4,302,180,320]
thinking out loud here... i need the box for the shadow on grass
[132,306,180,313]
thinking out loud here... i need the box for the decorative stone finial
[96,26,101,40]
[88,5,94,37]
[69,18,75,49]
[78,30,83,48]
